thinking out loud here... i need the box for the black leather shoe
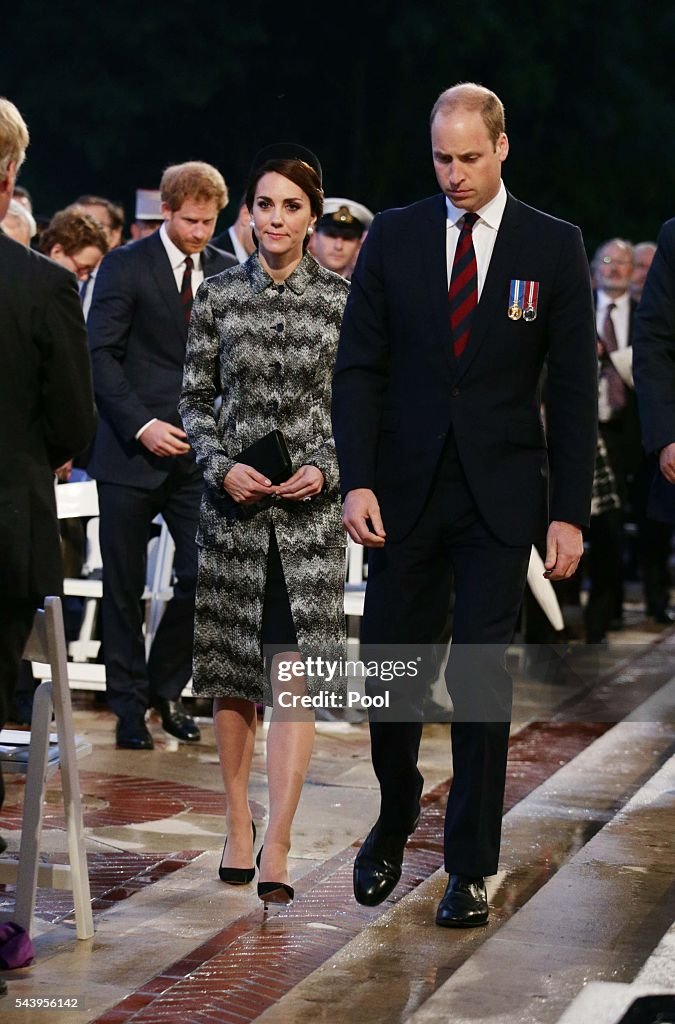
[116,716,154,750]
[436,874,489,928]
[353,818,417,907]
[152,698,201,742]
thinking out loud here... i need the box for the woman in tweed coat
[179,147,348,903]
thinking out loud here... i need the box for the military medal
[508,279,523,320]
[523,280,540,322]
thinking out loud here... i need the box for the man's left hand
[543,521,584,581]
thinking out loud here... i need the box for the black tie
[180,255,194,324]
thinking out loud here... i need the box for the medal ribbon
[525,280,539,311]
[509,279,523,309]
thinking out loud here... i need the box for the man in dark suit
[332,83,598,928]
[0,97,95,820]
[633,218,675,526]
[87,161,237,750]
[212,195,254,264]
[589,238,672,636]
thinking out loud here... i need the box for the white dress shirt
[227,225,249,265]
[445,180,507,295]
[596,289,632,423]
[159,221,205,292]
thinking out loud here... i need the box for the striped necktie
[449,212,479,358]
[180,255,194,324]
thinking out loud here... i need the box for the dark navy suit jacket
[87,230,236,488]
[633,217,675,522]
[332,191,598,546]
[0,234,95,598]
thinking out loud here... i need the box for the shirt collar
[246,250,319,295]
[597,288,630,313]
[159,221,201,272]
[445,179,507,230]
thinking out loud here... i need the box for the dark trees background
[3,0,675,252]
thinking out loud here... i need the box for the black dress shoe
[115,716,154,750]
[436,874,489,928]
[650,608,675,625]
[152,698,201,742]
[353,819,417,907]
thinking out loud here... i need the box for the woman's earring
[306,225,314,236]
[249,219,255,228]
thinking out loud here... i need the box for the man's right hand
[659,442,675,483]
[223,463,276,504]
[343,488,386,547]
[138,420,191,457]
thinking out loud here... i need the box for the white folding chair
[0,596,94,939]
[38,480,178,690]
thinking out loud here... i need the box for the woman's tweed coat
[178,251,349,701]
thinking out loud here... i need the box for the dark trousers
[584,508,623,640]
[633,456,673,615]
[0,598,36,807]
[362,438,530,877]
[98,462,202,721]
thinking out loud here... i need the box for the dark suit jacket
[332,192,598,545]
[0,234,95,599]
[86,231,237,488]
[633,216,675,522]
[211,227,236,256]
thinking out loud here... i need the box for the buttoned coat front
[179,252,349,700]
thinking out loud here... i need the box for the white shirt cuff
[135,418,158,440]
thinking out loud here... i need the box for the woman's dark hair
[245,158,324,222]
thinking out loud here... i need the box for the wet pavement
[0,611,673,1024]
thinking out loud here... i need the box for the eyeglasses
[600,256,632,266]
[67,254,98,280]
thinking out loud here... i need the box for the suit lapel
[147,231,185,337]
[453,193,522,383]
[421,194,454,377]
[202,244,221,277]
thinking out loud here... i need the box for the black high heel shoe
[256,846,294,906]
[219,821,257,884]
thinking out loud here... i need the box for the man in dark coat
[633,218,675,526]
[332,83,598,928]
[87,161,237,750]
[0,96,95,820]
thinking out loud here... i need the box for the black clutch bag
[235,429,293,484]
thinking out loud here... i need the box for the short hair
[73,194,125,233]
[5,197,36,237]
[0,97,30,179]
[593,237,634,266]
[13,183,33,209]
[160,161,228,213]
[430,83,506,147]
[39,208,109,258]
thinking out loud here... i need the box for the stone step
[254,675,675,1024]
[552,921,675,1023]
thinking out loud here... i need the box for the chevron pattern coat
[179,252,349,700]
